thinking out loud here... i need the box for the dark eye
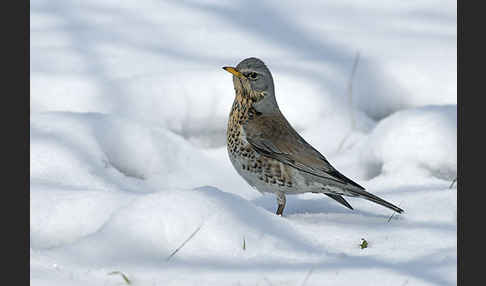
[247,72,258,80]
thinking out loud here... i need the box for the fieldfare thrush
[223,57,404,216]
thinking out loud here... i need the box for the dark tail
[327,169,403,213]
[325,194,354,210]
[354,189,404,213]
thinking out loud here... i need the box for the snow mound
[30,185,135,249]
[30,112,235,192]
[57,186,319,266]
[362,105,456,180]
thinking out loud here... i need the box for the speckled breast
[226,94,295,194]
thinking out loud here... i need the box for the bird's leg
[276,191,286,216]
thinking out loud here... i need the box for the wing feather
[244,113,364,190]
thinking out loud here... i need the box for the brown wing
[243,113,365,190]
[244,113,405,214]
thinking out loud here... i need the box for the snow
[362,105,457,180]
[30,0,457,285]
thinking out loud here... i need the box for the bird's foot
[276,192,286,216]
[276,203,285,216]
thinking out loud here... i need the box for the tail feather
[353,189,404,213]
[324,169,403,213]
[324,194,354,210]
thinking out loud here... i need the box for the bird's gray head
[223,57,279,114]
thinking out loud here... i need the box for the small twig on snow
[337,51,361,152]
[108,271,131,285]
[166,224,203,261]
[301,267,315,286]
[449,177,457,189]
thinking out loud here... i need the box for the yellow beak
[222,66,245,78]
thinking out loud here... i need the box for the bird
[222,57,404,216]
